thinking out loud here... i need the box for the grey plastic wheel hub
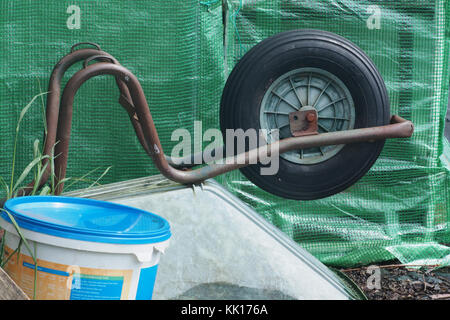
[260,67,355,165]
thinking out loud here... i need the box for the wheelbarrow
[17,30,413,200]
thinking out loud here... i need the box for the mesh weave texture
[0,0,449,267]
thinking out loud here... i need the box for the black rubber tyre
[220,29,390,200]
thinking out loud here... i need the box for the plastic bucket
[0,196,171,300]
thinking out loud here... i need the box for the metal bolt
[306,113,316,122]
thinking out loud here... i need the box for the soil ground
[341,263,450,300]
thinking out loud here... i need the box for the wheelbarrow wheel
[220,29,390,200]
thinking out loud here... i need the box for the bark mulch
[341,264,450,300]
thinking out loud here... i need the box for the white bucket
[0,196,171,300]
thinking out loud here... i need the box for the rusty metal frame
[16,47,152,196]
[18,45,415,196]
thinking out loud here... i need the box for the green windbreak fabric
[0,0,449,267]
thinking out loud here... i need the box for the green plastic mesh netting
[0,0,449,267]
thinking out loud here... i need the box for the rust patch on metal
[289,109,319,137]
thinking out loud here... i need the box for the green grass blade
[50,142,57,194]
[57,177,99,193]
[0,209,36,260]
[32,139,41,185]
[86,166,112,190]
[1,209,37,299]
[31,162,49,196]
[16,92,48,132]
[60,167,102,191]
[35,78,48,137]
[39,185,51,196]
[10,92,49,197]
[32,139,40,159]
[2,208,39,300]
[10,131,19,198]
[13,154,50,193]
[0,238,22,268]
[0,176,10,200]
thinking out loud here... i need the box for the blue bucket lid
[1,196,171,245]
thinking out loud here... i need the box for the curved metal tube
[52,62,414,194]
[165,146,226,169]
[54,62,196,193]
[16,48,119,196]
[12,46,208,198]
[15,47,162,196]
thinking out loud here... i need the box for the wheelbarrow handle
[14,48,143,197]
[51,62,414,193]
[14,47,161,198]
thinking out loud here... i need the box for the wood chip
[430,294,450,300]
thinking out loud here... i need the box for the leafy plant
[0,92,112,299]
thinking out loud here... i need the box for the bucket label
[3,246,133,300]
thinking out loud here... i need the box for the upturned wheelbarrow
[18,30,413,200]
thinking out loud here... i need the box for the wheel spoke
[318,123,331,132]
[316,97,347,113]
[272,91,300,110]
[312,80,332,108]
[289,77,304,108]
[264,111,290,116]
[307,74,311,105]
